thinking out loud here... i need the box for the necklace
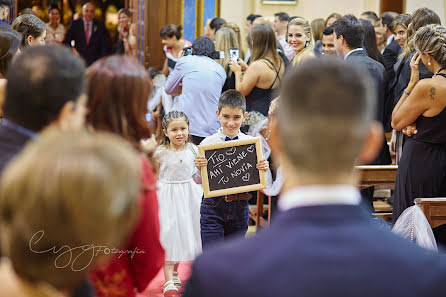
[433,66,446,78]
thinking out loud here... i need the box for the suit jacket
[183,204,446,297]
[346,50,391,164]
[63,19,108,66]
[383,38,401,83]
[0,124,31,173]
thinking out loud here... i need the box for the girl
[286,17,315,66]
[154,111,202,296]
[11,14,47,48]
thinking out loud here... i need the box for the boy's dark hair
[360,11,379,23]
[192,36,216,58]
[274,12,289,22]
[4,45,86,131]
[331,15,364,49]
[246,14,262,23]
[322,26,334,36]
[160,24,182,39]
[210,17,226,33]
[218,90,246,113]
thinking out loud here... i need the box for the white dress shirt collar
[387,34,394,46]
[344,48,364,60]
[216,128,241,140]
[278,185,361,211]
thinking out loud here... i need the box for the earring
[305,40,309,47]
[428,61,432,66]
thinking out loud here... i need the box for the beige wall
[220,0,380,33]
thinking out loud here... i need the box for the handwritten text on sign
[204,144,260,192]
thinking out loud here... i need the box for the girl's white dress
[154,144,202,262]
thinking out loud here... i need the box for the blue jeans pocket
[201,197,220,208]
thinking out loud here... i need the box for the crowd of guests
[0,3,445,297]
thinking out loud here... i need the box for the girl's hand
[256,158,269,171]
[194,156,208,170]
[229,59,242,73]
[408,52,421,88]
[237,59,249,71]
[402,124,418,136]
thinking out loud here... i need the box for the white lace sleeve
[190,144,202,184]
[153,145,165,162]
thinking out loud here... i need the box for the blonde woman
[215,27,238,92]
[229,24,284,116]
[223,22,244,60]
[286,17,315,66]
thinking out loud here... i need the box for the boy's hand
[194,156,208,170]
[256,158,269,171]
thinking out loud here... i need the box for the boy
[194,90,269,248]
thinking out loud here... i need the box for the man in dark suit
[63,2,107,66]
[183,58,446,297]
[381,11,400,83]
[332,15,391,165]
[0,45,95,297]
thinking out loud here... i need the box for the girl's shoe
[163,280,178,297]
[172,276,182,288]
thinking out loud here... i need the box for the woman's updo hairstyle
[414,24,446,68]
[12,14,46,48]
[191,36,216,58]
[160,24,182,40]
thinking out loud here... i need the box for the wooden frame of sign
[199,137,266,198]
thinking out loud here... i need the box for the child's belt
[224,193,252,202]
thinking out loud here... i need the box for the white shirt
[387,34,394,46]
[344,48,364,60]
[278,185,361,211]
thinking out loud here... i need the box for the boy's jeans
[200,196,249,249]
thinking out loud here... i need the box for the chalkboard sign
[198,137,266,198]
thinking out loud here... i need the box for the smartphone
[229,48,239,61]
[183,47,192,56]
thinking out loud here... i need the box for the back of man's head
[4,45,86,131]
[278,57,375,177]
[381,11,398,28]
[274,12,289,22]
[360,11,379,24]
[331,15,364,50]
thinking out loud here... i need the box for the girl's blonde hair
[401,8,441,61]
[414,24,446,68]
[0,130,141,291]
[161,110,191,147]
[223,22,245,60]
[215,27,238,75]
[287,17,315,66]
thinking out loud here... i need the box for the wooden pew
[249,191,272,230]
[355,165,398,219]
[414,198,446,228]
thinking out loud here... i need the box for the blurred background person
[360,19,385,66]
[287,17,315,66]
[86,55,165,296]
[325,12,341,27]
[321,26,336,55]
[0,26,20,79]
[223,22,245,61]
[245,13,262,34]
[208,17,226,40]
[12,14,46,48]
[45,5,65,44]
[0,131,142,297]
[230,24,284,116]
[0,0,11,27]
[381,11,400,81]
[160,24,192,76]
[165,36,226,145]
[311,18,325,56]
[215,27,239,92]
[116,8,136,57]
[274,12,294,61]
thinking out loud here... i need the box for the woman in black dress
[391,24,446,223]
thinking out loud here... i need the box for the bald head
[82,2,94,22]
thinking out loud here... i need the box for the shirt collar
[1,119,38,139]
[386,34,394,46]
[344,48,364,60]
[217,128,241,141]
[278,185,361,211]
